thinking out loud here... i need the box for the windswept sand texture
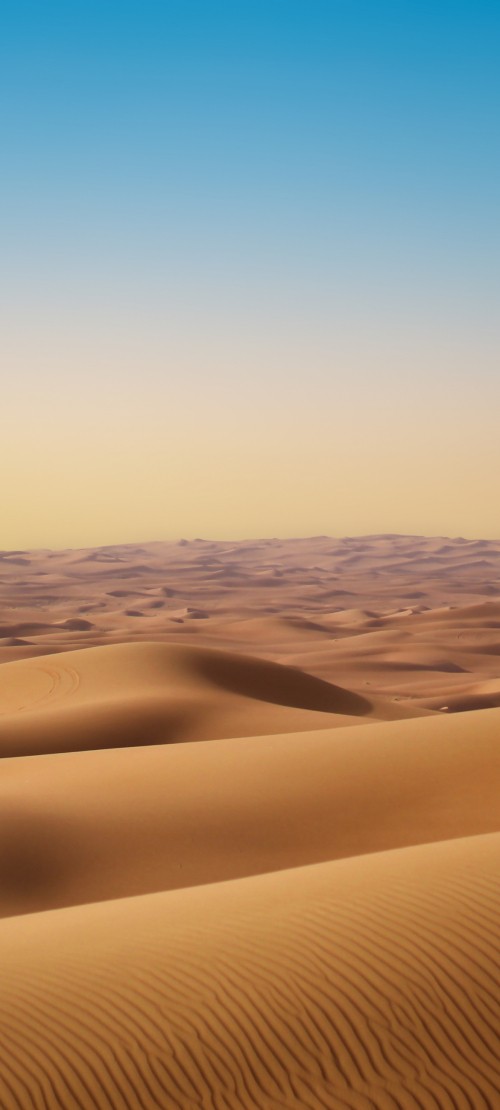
[0,534,500,1106]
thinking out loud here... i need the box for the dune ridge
[0,642,371,758]
[1,705,499,919]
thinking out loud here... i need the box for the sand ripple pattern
[0,833,499,1109]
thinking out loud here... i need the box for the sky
[1,0,499,547]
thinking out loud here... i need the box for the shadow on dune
[0,643,372,760]
[0,696,196,759]
[188,648,372,717]
[441,692,500,713]
[366,659,467,674]
[0,805,79,915]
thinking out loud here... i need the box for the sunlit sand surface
[1,534,499,1106]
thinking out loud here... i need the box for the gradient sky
[2,0,499,547]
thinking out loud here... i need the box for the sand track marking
[0,662,81,716]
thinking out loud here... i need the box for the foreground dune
[0,832,499,1108]
[1,707,499,918]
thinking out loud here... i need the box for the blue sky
[1,1,499,543]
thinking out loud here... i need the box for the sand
[0,534,499,1106]
[1,706,499,920]
[0,835,499,1107]
[2,533,500,715]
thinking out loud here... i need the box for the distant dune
[2,534,500,719]
[1,534,499,1105]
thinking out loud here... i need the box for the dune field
[0,534,499,1107]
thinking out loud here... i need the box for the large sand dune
[0,834,499,1108]
[1,534,499,1106]
[0,641,371,758]
[1,706,499,919]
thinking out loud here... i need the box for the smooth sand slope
[0,833,499,1108]
[1,706,499,918]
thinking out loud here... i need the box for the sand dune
[1,706,499,918]
[0,641,371,757]
[0,833,499,1108]
[1,534,500,1106]
[2,534,500,715]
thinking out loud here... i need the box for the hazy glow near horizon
[2,1,500,547]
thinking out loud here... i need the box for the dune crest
[0,641,370,758]
[0,706,499,918]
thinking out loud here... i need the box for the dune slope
[0,832,499,1108]
[0,641,371,757]
[1,707,499,918]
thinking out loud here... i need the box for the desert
[4,0,499,1102]
[0,533,499,1106]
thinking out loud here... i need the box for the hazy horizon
[2,1,499,547]
[7,527,500,556]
